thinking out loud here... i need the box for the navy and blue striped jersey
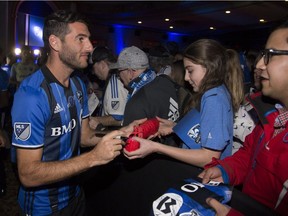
[11,66,89,215]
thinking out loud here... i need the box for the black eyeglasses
[118,69,128,73]
[257,49,288,65]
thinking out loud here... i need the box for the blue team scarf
[127,68,156,101]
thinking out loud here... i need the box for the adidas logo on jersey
[54,103,64,114]
[168,97,179,122]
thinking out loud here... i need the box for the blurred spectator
[252,68,262,92]
[173,52,184,62]
[0,128,9,197]
[0,67,9,128]
[148,45,172,75]
[239,51,252,85]
[36,47,48,67]
[0,68,10,197]
[227,49,254,154]
[1,52,16,77]
[88,46,128,129]
[0,47,4,66]
[2,52,17,102]
[233,51,264,154]
[244,50,259,94]
[169,60,186,87]
[165,41,179,57]
[10,45,39,88]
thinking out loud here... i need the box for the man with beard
[11,10,125,216]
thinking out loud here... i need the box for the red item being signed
[124,118,160,152]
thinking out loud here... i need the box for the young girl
[123,39,244,168]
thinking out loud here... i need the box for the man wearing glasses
[199,20,288,215]
[110,46,157,124]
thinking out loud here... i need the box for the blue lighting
[168,32,183,44]
[113,25,125,55]
[29,15,44,47]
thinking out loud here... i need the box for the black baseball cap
[89,46,116,64]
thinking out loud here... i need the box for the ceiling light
[165,18,170,22]
[34,49,40,56]
[210,27,215,30]
[169,26,174,29]
[225,11,231,14]
[138,21,142,24]
[259,19,265,22]
[15,48,21,55]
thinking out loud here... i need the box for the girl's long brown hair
[183,39,244,114]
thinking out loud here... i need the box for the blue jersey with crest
[11,66,89,215]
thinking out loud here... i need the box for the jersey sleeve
[12,85,50,148]
[200,90,232,151]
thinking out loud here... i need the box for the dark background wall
[0,1,285,57]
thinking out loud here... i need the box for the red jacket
[206,93,288,215]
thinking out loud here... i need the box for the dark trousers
[0,149,6,190]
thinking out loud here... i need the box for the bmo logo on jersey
[51,119,76,136]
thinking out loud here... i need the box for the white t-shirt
[233,103,256,154]
[103,74,128,121]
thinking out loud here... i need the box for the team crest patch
[187,124,201,144]
[14,122,31,141]
[67,96,75,108]
[111,101,120,110]
[76,90,83,104]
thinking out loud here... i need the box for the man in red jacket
[199,20,288,216]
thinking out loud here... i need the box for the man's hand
[120,118,147,136]
[90,130,125,166]
[206,198,231,216]
[198,166,224,184]
[89,116,100,130]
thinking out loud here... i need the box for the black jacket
[123,74,192,126]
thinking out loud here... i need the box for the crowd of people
[0,9,287,216]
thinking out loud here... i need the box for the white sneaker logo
[54,103,64,114]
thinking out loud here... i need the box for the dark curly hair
[43,10,90,51]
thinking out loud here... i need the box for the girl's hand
[123,137,157,159]
[206,198,231,216]
[156,116,175,136]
